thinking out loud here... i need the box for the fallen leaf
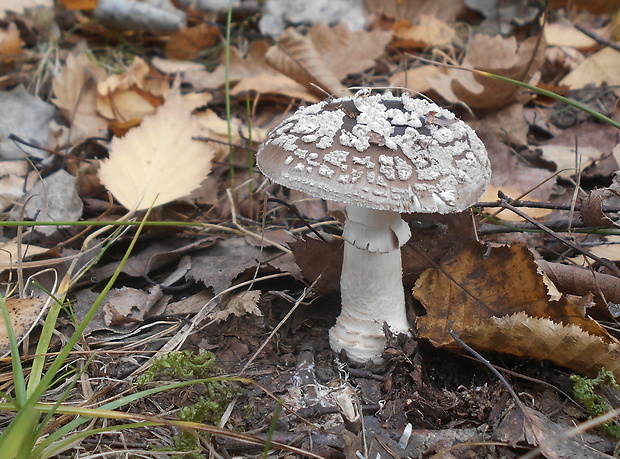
[211,290,262,322]
[560,47,620,97]
[98,85,216,211]
[0,85,56,160]
[184,41,317,101]
[96,56,169,130]
[429,34,546,109]
[537,144,602,179]
[306,22,392,80]
[0,238,48,271]
[389,65,440,95]
[537,259,620,315]
[9,170,83,235]
[363,0,464,24]
[60,0,97,9]
[462,312,620,379]
[580,185,620,229]
[91,237,216,282]
[414,243,609,347]
[52,53,109,140]
[0,297,49,356]
[187,238,264,296]
[544,22,598,49]
[494,405,609,458]
[470,102,529,146]
[391,16,456,50]
[0,23,24,66]
[102,286,164,328]
[266,27,349,97]
[166,23,221,60]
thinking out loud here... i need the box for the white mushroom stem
[329,205,411,365]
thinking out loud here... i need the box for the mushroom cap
[256,90,491,214]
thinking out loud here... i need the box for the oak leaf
[428,34,546,109]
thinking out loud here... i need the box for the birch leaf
[98,88,214,211]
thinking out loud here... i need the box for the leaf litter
[2,0,620,457]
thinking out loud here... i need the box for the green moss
[137,350,216,384]
[139,350,237,457]
[571,368,620,438]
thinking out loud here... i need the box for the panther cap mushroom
[257,89,491,365]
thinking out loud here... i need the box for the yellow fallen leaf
[98,86,215,211]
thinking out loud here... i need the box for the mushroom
[257,90,491,365]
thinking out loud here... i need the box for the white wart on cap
[257,90,491,365]
[257,90,491,215]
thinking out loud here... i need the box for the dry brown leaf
[469,102,529,146]
[0,297,49,356]
[537,260,620,309]
[266,27,349,97]
[414,243,609,348]
[211,290,262,322]
[166,23,221,60]
[429,34,546,109]
[389,65,440,94]
[461,312,620,379]
[96,57,169,128]
[363,0,464,24]
[560,47,620,96]
[484,134,554,202]
[306,22,392,80]
[60,0,97,9]
[580,186,620,229]
[98,85,215,211]
[51,53,109,139]
[0,22,23,58]
[391,15,456,50]
[183,41,317,101]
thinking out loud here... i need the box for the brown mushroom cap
[257,90,491,214]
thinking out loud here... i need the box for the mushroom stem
[329,205,411,364]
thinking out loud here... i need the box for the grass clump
[571,368,620,438]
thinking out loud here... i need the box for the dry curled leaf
[96,57,169,135]
[98,84,215,211]
[461,312,620,379]
[580,185,620,229]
